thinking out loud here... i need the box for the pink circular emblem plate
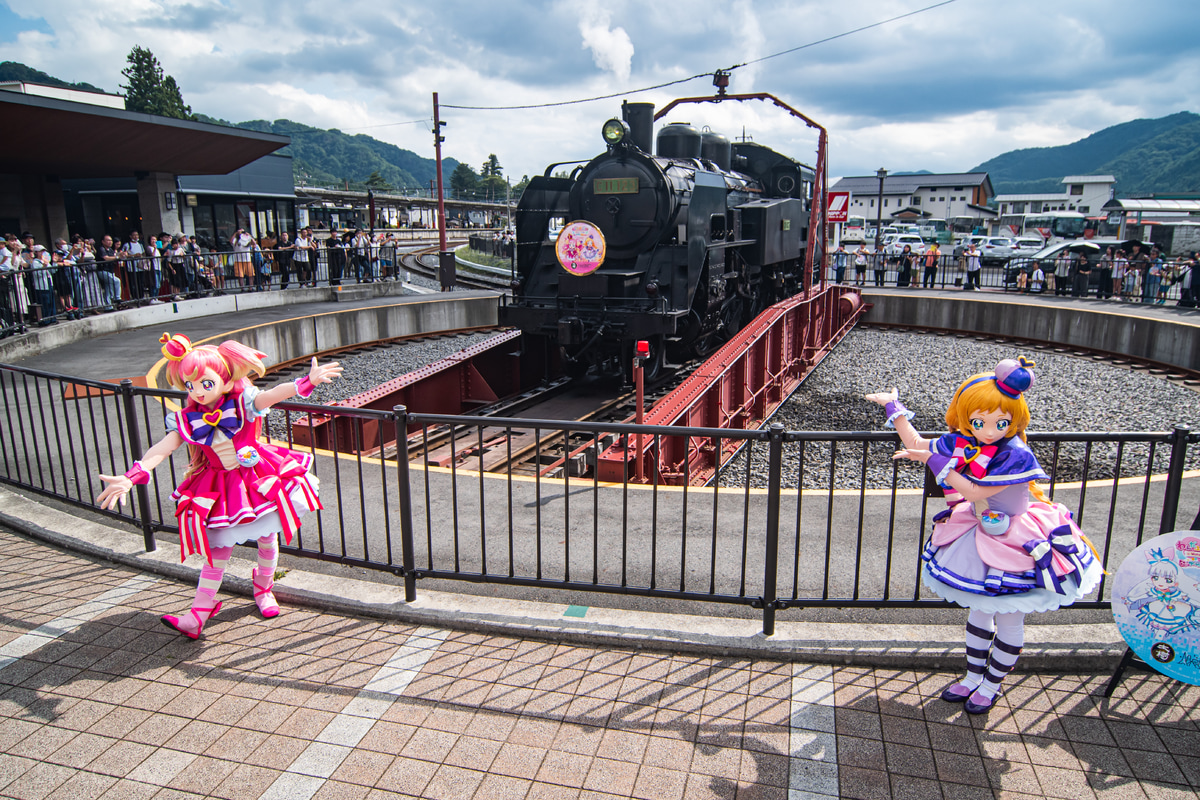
[555,220,606,276]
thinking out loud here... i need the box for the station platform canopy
[1102,198,1200,214]
[1,90,288,178]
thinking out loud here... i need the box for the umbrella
[1067,241,1100,253]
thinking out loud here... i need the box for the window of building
[883,199,889,207]
[939,196,945,202]
[1014,202,1025,214]
[1032,202,1042,213]
[1070,184,1084,195]
[954,187,964,191]
[913,196,920,205]
[869,199,874,207]
[1078,206,1089,213]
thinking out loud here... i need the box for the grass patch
[456,245,513,270]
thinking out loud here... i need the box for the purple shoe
[964,690,997,714]
[940,682,973,703]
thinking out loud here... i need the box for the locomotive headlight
[602,118,629,146]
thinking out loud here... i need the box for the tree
[480,154,503,178]
[450,162,479,199]
[121,46,192,119]
[364,171,393,192]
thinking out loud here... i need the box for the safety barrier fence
[0,360,1195,635]
[821,252,1188,301]
[0,233,494,338]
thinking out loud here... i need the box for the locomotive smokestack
[622,101,655,154]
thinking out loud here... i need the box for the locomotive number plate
[594,177,639,194]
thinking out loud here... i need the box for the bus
[916,218,952,245]
[841,215,867,244]
[998,211,1088,244]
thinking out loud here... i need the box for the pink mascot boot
[252,567,281,618]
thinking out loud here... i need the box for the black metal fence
[821,252,1188,302]
[1,360,1196,635]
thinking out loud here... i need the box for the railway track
[398,244,511,291]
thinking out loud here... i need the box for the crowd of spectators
[828,241,1196,309]
[0,226,420,337]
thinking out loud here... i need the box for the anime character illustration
[1122,548,1200,637]
[867,357,1103,714]
[97,333,342,639]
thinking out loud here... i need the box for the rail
[0,360,1195,636]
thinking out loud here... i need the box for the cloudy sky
[2,0,1198,183]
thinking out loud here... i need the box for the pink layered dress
[167,387,321,564]
[921,433,1102,614]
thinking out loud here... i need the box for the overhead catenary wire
[441,0,960,112]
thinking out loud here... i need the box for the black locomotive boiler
[499,101,815,381]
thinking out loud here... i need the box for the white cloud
[575,4,634,81]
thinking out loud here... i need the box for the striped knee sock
[256,535,278,579]
[960,609,996,691]
[974,612,1025,700]
[195,546,233,606]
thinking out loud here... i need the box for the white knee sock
[256,534,278,579]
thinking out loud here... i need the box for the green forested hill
[202,117,458,191]
[0,61,107,94]
[971,112,1200,195]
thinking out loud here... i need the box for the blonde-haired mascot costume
[868,358,1102,713]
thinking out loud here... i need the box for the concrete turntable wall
[865,293,1200,372]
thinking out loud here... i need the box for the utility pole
[433,92,454,290]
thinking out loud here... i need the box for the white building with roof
[994,175,1115,218]
[829,172,996,235]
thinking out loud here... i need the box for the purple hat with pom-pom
[994,356,1035,399]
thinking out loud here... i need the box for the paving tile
[329,749,393,787]
[312,779,372,800]
[421,763,485,799]
[210,763,283,800]
[43,769,118,800]
[470,773,531,800]
[2,761,76,800]
[375,754,439,796]
[46,731,117,769]
[535,749,592,789]
[245,733,310,771]
[582,756,638,796]
[838,765,892,800]
[166,753,238,793]
[125,747,196,786]
[83,738,157,778]
[488,742,548,780]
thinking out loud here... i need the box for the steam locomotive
[499,101,815,381]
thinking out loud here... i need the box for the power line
[730,0,961,69]
[441,0,960,112]
[338,118,431,132]
[441,74,707,111]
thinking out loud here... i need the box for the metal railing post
[1159,424,1190,534]
[394,405,417,601]
[118,379,156,552]
[761,423,785,636]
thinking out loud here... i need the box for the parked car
[978,236,1016,265]
[1004,238,1151,288]
[1011,237,1044,255]
[884,235,926,256]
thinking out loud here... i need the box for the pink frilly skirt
[922,500,1103,614]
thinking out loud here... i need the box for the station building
[0,82,292,248]
[829,172,997,233]
[993,175,1115,218]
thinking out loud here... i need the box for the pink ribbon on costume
[950,436,998,479]
[176,491,218,565]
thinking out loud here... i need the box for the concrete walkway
[1,523,1197,800]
